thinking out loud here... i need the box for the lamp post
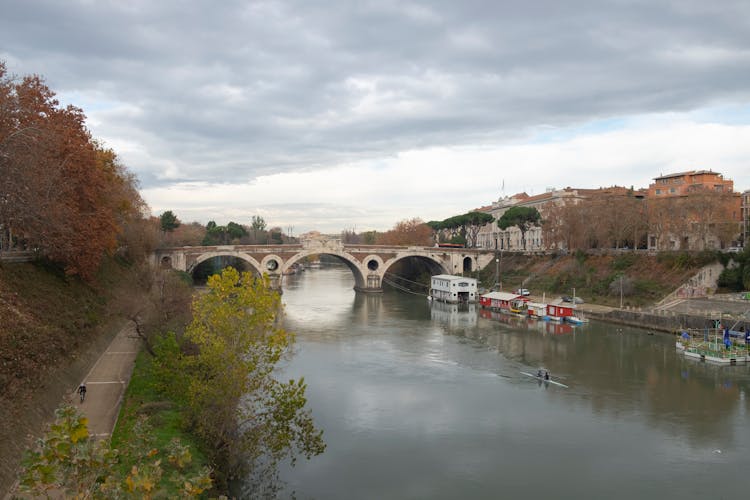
[494,236,499,291]
[619,275,624,309]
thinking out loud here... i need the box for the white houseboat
[430,274,478,304]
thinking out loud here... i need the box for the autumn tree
[646,197,680,250]
[341,228,360,244]
[0,62,143,279]
[686,187,738,249]
[118,215,161,263]
[376,218,433,246]
[154,268,325,490]
[163,220,207,246]
[114,265,193,356]
[19,404,212,498]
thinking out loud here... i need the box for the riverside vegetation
[10,264,326,498]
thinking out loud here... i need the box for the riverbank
[571,295,749,334]
[0,318,125,496]
[0,259,137,495]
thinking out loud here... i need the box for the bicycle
[77,384,87,403]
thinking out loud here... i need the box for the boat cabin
[430,275,478,303]
[479,291,526,312]
[527,302,547,318]
[546,303,575,322]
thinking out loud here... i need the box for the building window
[656,189,661,195]
[670,188,676,193]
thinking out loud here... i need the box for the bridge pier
[268,273,283,293]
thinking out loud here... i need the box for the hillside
[477,251,716,307]
[0,259,132,491]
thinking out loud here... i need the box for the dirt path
[1,323,140,498]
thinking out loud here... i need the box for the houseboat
[430,275,478,304]
[526,302,547,319]
[545,303,575,323]
[479,291,527,315]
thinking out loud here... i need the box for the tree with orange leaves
[376,218,433,246]
[0,61,144,280]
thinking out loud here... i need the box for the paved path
[4,323,140,499]
[74,323,140,438]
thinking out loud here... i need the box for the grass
[477,252,709,307]
[111,351,211,491]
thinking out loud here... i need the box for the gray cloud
[2,0,750,226]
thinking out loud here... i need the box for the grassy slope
[476,252,708,307]
[0,258,212,494]
[0,260,108,403]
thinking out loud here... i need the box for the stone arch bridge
[152,237,496,293]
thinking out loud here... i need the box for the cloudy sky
[2,0,750,234]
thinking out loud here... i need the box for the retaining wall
[587,308,749,334]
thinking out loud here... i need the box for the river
[274,266,749,499]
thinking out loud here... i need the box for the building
[476,188,586,251]
[430,274,478,303]
[742,190,750,248]
[646,170,742,251]
[648,170,734,197]
[472,170,742,254]
[476,186,643,252]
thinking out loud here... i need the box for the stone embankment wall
[657,262,724,305]
[586,308,749,334]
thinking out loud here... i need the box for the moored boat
[565,315,588,325]
[677,328,748,364]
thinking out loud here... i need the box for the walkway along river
[270,266,750,499]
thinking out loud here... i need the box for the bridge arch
[282,250,367,290]
[382,254,448,275]
[187,251,263,276]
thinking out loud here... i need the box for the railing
[0,250,35,263]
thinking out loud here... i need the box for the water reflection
[276,268,750,499]
[429,300,477,328]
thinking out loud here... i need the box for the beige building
[742,190,750,248]
[476,188,587,251]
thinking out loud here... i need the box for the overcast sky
[2,0,750,234]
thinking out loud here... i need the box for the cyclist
[77,383,87,402]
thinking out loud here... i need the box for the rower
[544,371,550,380]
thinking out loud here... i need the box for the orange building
[646,170,742,251]
[648,170,733,197]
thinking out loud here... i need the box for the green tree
[159,210,180,233]
[227,221,248,240]
[250,215,267,243]
[362,231,378,244]
[498,206,542,250]
[464,211,494,247]
[158,267,325,490]
[269,227,283,244]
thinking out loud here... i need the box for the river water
[276,266,749,499]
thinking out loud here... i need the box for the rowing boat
[520,371,569,388]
